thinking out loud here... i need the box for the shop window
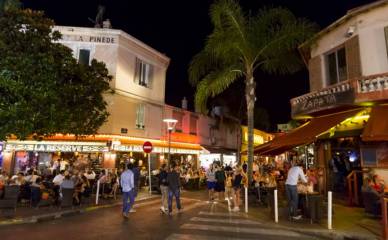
[326,47,347,85]
[134,58,153,88]
[136,104,145,130]
[78,49,91,65]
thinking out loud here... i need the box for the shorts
[215,182,225,192]
[207,181,216,190]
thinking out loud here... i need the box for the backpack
[215,170,225,182]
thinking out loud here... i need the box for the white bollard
[245,187,248,213]
[274,189,278,223]
[328,191,332,230]
[95,180,100,205]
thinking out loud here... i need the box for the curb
[0,195,158,227]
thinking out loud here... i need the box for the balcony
[356,73,388,103]
[291,81,355,118]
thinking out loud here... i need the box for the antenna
[88,5,105,28]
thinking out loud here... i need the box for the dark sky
[23,0,375,128]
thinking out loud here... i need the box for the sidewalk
[0,190,158,226]
[245,198,382,240]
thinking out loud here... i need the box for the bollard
[148,154,152,195]
[95,180,100,205]
[245,187,248,213]
[274,189,278,223]
[328,191,332,230]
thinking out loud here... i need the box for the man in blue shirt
[120,163,135,218]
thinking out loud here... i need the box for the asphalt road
[0,194,324,240]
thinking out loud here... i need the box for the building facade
[1,25,239,174]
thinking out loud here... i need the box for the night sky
[23,0,375,129]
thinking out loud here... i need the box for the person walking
[159,164,169,213]
[167,163,182,215]
[120,163,135,219]
[205,164,216,202]
[215,165,226,201]
[130,163,141,212]
[285,160,307,220]
[232,167,243,212]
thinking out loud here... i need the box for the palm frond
[194,66,243,113]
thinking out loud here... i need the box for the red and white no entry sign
[142,141,153,153]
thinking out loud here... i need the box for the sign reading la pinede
[61,34,117,44]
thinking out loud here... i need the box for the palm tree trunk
[245,72,255,184]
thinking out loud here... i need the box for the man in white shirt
[285,160,307,220]
[53,170,65,186]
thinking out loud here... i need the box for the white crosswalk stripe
[164,201,308,240]
[165,233,256,240]
[190,217,262,225]
[180,223,301,237]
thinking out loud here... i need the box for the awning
[362,105,388,141]
[254,109,362,156]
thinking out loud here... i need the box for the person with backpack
[158,164,169,214]
[215,165,225,201]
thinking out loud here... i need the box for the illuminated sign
[113,144,200,154]
[4,142,108,153]
[243,132,264,145]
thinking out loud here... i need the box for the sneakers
[122,212,128,218]
[129,208,136,213]
[232,206,240,212]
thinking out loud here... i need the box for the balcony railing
[357,73,388,93]
[290,80,354,116]
[291,81,352,106]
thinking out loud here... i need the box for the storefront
[199,153,237,169]
[240,126,273,162]
[2,140,108,174]
[0,142,3,169]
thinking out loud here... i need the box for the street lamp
[163,118,177,168]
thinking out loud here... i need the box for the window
[134,58,153,88]
[326,47,347,85]
[189,115,197,135]
[135,104,145,130]
[385,26,388,59]
[78,49,90,65]
[172,111,183,132]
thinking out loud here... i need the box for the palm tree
[0,0,20,16]
[189,0,317,182]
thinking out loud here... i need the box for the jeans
[160,185,169,210]
[122,190,135,214]
[168,189,181,213]
[286,184,298,217]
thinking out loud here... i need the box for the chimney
[182,97,188,110]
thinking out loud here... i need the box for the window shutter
[308,56,323,91]
[345,36,362,79]
[134,58,141,84]
[385,26,388,61]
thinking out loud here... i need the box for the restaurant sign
[292,90,355,116]
[4,142,108,153]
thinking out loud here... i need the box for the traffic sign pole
[142,141,153,195]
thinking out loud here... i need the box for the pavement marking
[165,233,256,240]
[164,202,208,216]
[190,217,261,225]
[198,211,242,217]
[180,223,302,237]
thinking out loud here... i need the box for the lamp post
[163,118,177,168]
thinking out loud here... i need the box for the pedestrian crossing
[164,202,315,240]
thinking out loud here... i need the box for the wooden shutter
[308,56,323,91]
[345,36,362,79]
